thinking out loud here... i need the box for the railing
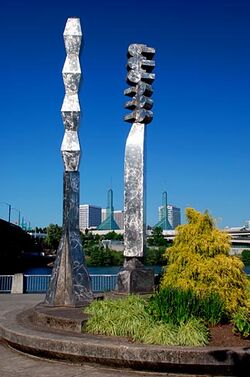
[24,274,51,293]
[91,274,117,292]
[0,275,13,292]
[22,274,117,293]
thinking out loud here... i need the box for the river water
[24,265,250,275]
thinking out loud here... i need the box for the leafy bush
[83,295,208,346]
[144,247,166,266]
[161,208,248,314]
[85,246,124,266]
[232,307,250,338]
[147,288,225,326]
[241,250,250,266]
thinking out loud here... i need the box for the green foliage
[84,295,208,346]
[147,227,168,247]
[80,231,100,248]
[147,288,225,326]
[85,246,123,266]
[144,247,166,266]
[35,226,47,233]
[161,208,248,314]
[84,295,151,337]
[232,307,250,338]
[79,231,124,266]
[241,250,250,266]
[140,318,208,346]
[103,231,123,241]
[44,224,62,251]
[176,319,208,346]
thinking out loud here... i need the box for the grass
[146,288,225,326]
[83,276,250,345]
[83,295,209,346]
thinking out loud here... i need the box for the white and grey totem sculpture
[45,18,92,306]
[117,44,155,293]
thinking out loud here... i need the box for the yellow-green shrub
[161,208,248,314]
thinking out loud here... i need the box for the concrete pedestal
[116,258,154,294]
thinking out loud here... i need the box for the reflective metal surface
[45,18,92,307]
[124,43,155,125]
[124,123,146,257]
[123,44,155,258]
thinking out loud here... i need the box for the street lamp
[0,202,12,222]
[12,207,21,226]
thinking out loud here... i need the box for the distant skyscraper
[154,192,181,230]
[154,192,172,230]
[166,205,181,229]
[79,205,102,230]
[98,189,120,230]
[101,208,107,222]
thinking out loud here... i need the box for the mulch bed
[208,323,250,347]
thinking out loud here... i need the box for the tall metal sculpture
[117,44,155,293]
[45,18,92,306]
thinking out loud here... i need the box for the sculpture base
[44,230,93,307]
[116,258,154,294]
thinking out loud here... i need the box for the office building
[165,205,181,229]
[155,192,181,230]
[79,204,102,230]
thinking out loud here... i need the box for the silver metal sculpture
[45,18,92,306]
[117,44,155,293]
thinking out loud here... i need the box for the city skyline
[0,0,250,229]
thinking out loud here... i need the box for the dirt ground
[208,323,250,347]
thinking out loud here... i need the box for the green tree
[161,208,248,314]
[103,231,123,241]
[144,247,166,266]
[44,224,62,251]
[147,227,168,247]
[241,250,250,266]
[86,246,124,266]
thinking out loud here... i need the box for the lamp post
[12,207,21,226]
[0,202,12,222]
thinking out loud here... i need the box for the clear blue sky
[0,0,249,228]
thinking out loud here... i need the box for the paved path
[0,341,171,377]
[0,294,201,377]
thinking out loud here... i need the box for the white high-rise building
[101,208,107,222]
[167,205,181,229]
[158,205,181,229]
[79,205,102,230]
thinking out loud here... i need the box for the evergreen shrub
[161,208,248,314]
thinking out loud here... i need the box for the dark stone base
[116,258,154,294]
[31,294,103,333]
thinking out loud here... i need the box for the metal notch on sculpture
[45,18,93,307]
[116,43,155,293]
